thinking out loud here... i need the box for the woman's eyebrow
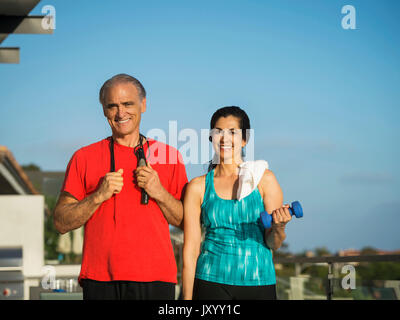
[214,127,239,130]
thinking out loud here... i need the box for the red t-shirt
[61,137,188,284]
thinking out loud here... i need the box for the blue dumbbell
[260,201,303,229]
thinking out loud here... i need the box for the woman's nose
[221,130,233,142]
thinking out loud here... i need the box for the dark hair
[99,73,146,105]
[208,106,251,171]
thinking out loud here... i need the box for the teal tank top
[195,169,276,286]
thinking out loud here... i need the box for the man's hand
[135,162,184,228]
[94,168,124,203]
[135,163,165,201]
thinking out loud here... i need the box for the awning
[0,0,53,63]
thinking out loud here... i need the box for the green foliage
[356,262,400,280]
[360,246,379,255]
[314,246,331,257]
[275,264,295,278]
[21,163,41,171]
[44,195,59,260]
[302,265,328,279]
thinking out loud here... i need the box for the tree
[44,195,59,260]
[360,246,378,255]
[21,163,41,171]
[314,247,331,257]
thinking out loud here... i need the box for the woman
[182,106,292,300]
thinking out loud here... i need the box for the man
[54,74,188,300]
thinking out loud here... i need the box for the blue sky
[1,0,399,254]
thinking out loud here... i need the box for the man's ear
[141,97,147,113]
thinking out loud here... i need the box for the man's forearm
[154,187,184,228]
[54,192,103,234]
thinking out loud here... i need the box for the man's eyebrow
[105,101,134,108]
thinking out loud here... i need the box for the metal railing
[274,254,400,300]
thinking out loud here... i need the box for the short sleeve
[168,150,188,201]
[61,150,86,201]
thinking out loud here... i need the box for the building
[0,145,45,299]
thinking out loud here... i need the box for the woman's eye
[211,129,222,135]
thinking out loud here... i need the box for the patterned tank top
[195,169,276,286]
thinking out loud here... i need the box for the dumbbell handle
[260,201,303,229]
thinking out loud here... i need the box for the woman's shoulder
[188,174,207,191]
[259,168,278,185]
[184,174,207,203]
[258,168,282,201]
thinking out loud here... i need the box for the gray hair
[99,73,146,105]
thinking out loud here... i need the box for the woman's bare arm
[259,170,291,250]
[182,176,204,300]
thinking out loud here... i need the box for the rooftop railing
[273,254,400,300]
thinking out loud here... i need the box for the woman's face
[210,115,246,164]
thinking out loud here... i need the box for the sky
[1,0,399,254]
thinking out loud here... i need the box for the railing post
[295,263,301,276]
[327,262,333,300]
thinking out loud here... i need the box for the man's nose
[116,105,126,118]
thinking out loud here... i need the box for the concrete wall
[0,195,44,299]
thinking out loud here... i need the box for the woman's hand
[265,204,292,250]
[271,204,292,230]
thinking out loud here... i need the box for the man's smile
[115,118,131,124]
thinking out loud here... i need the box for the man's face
[102,82,146,138]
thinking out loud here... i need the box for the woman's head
[209,106,251,168]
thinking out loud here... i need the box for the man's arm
[54,169,124,234]
[53,191,103,234]
[135,163,184,228]
[153,186,184,229]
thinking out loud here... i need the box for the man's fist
[95,168,124,203]
[135,162,165,201]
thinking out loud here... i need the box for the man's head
[99,74,147,138]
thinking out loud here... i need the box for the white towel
[237,160,269,201]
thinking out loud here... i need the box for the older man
[54,74,188,300]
